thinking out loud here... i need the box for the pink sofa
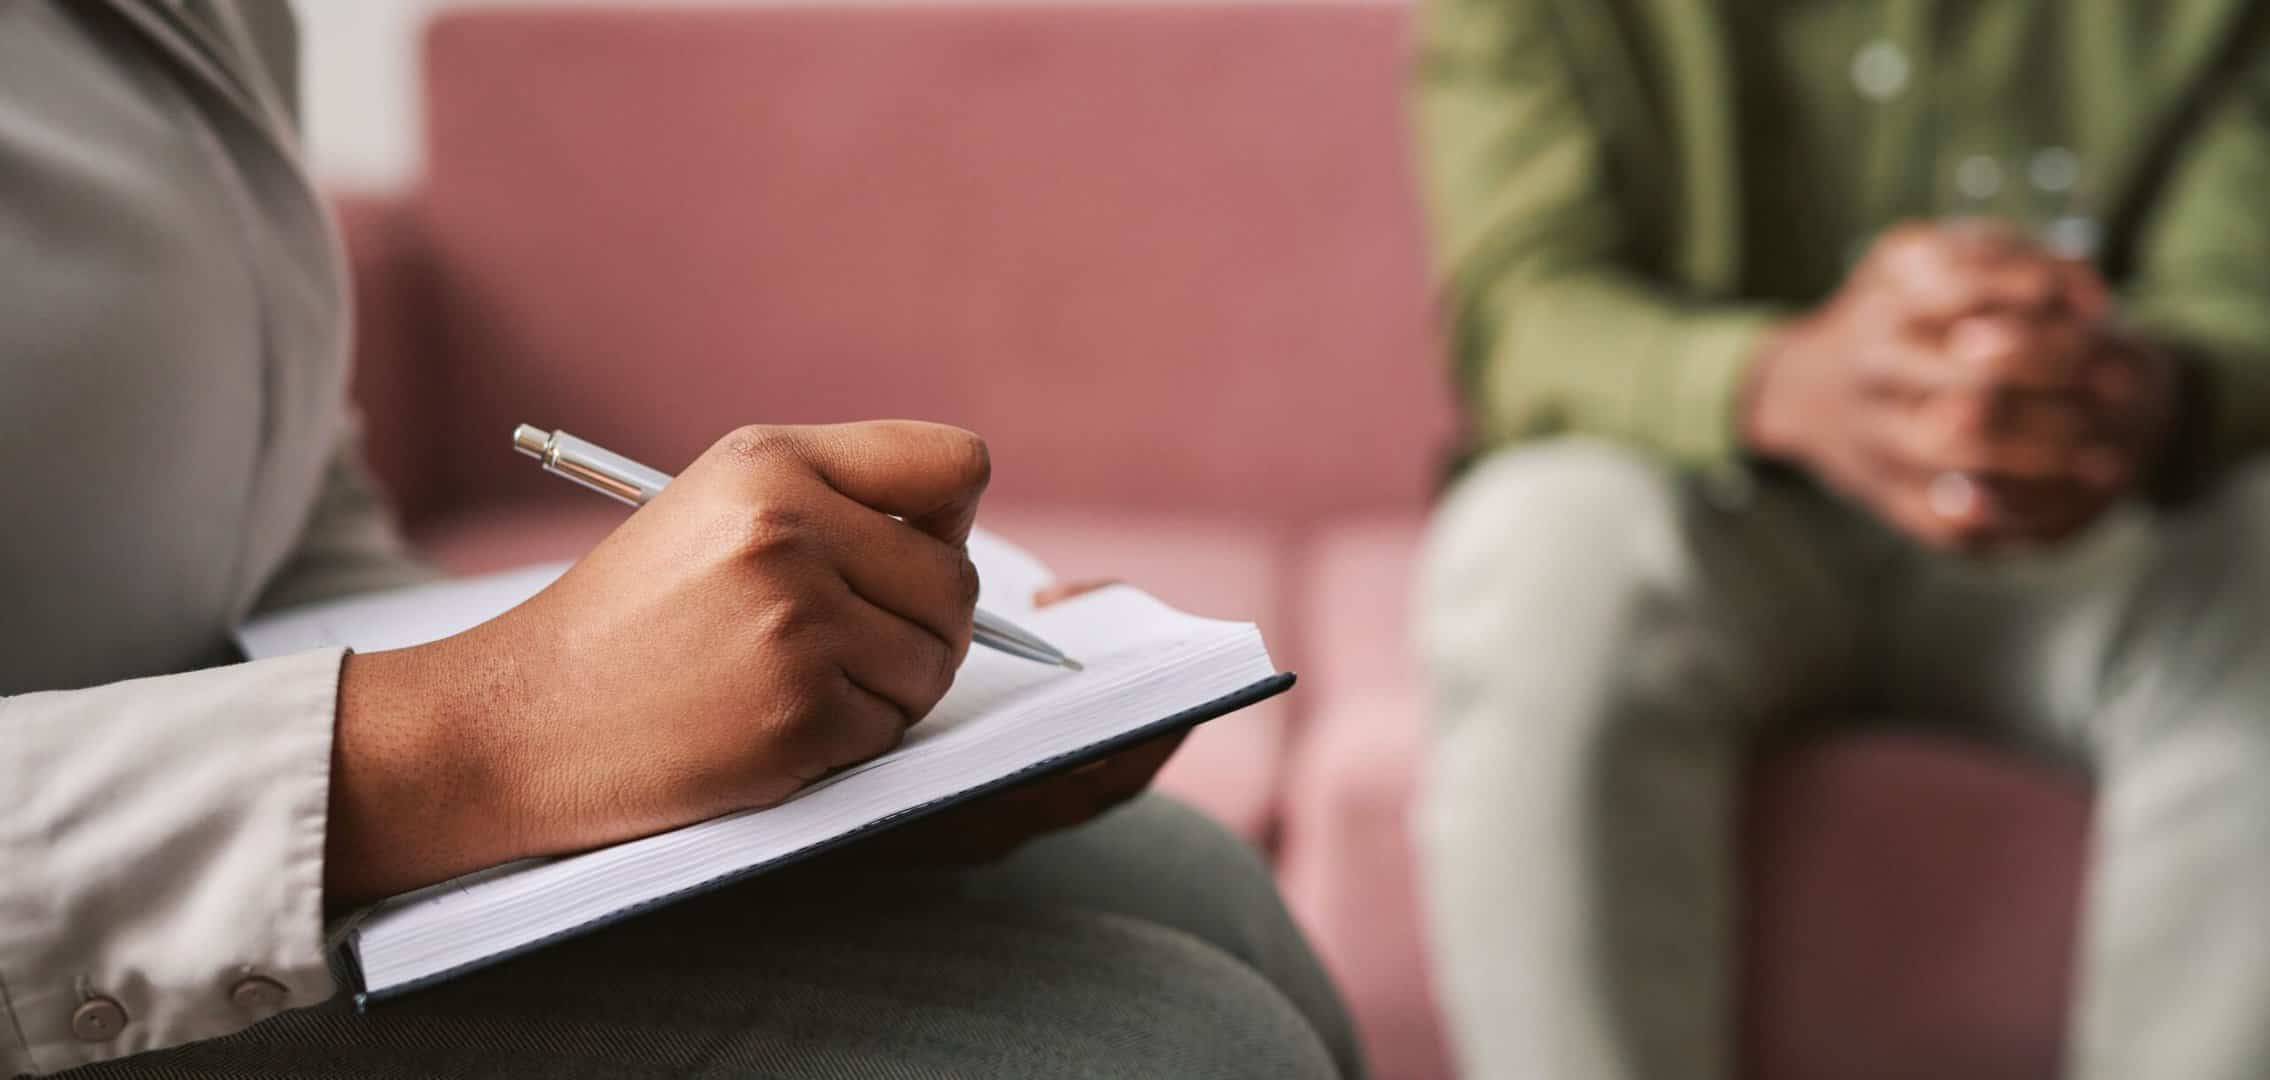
[338,6,2090,1077]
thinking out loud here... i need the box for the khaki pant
[1416,438,2270,1080]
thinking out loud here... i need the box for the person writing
[1411,0,2270,1077]
[0,3,1359,1076]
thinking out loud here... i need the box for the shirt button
[70,996,129,1042]
[1851,40,1911,102]
[229,975,291,1013]
[1954,154,2005,204]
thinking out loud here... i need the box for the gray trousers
[1417,438,2270,1080]
[63,797,1361,1080]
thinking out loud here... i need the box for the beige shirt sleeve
[0,435,440,1077]
[0,430,440,1079]
[0,3,448,1072]
[0,649,344,1076]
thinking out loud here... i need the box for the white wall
[300,1,812,191]
[297,0,449,192]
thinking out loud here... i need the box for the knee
[1418,439,1684,669]
[1069,796,1300,963]
[1082,915,1343,1080]
[2098,466,2270,738]
[1424,438,1681,601]
[1119,794,1276,885]
[984,799,1358,1075]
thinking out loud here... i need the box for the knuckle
[1943,392,1979,426]
[718,425,802,465]
[1969,342,2019,375]
[1880,222,1933,258]
[792,671,894,757]
[771,698,826,757]
[1936,428,1980,467]
[764,683,835,770]
[738,500,815,557]
[844,674,916,743]
[1944,394,1993,434]
[752,590,826,644]
[772,680,827,733]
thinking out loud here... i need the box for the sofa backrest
[401,2,1456,523]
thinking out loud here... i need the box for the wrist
[329,641,515,907]
[1740,319,1816,464]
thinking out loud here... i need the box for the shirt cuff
[0,648,345,1075]
[1657,307,1784,468]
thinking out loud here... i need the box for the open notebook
[235,529,1290,1004]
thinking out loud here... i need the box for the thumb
[719,421,992,545]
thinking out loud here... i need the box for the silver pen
[512,424,1083,671]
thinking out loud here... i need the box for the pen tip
[1060,657,1085,673]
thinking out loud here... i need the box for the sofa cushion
[1277,689,1449,1080]
[1276,517,1441,1077]
[410,502,1291,843]
[1283,704,2089,1080]
[409,500,618,575]
[1291,516,1427,704]
[1743,732,2087,1080]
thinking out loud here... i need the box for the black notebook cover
[352,671,1297,1007]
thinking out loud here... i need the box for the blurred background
[315,5,1464,1076]
[297,2,431,192]
[305,4,2101,1078]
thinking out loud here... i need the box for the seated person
[0,3,1359,1077]
[1410,0,2270,1076]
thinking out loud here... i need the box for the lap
[962,795,1341,1017]
[67,797,1354,1080]
[1423,442,2270,753]
[1874,462,2270,752]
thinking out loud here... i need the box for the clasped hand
[1745,221,2179,551]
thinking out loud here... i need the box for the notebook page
[889,586,1242,751]
[351,586,1272,995]
[965,527,1055,615]
[236,562,569,658]
[236,525,1055,660]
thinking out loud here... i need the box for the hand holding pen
[514,424,1080,669]
[333,421,1061,903]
